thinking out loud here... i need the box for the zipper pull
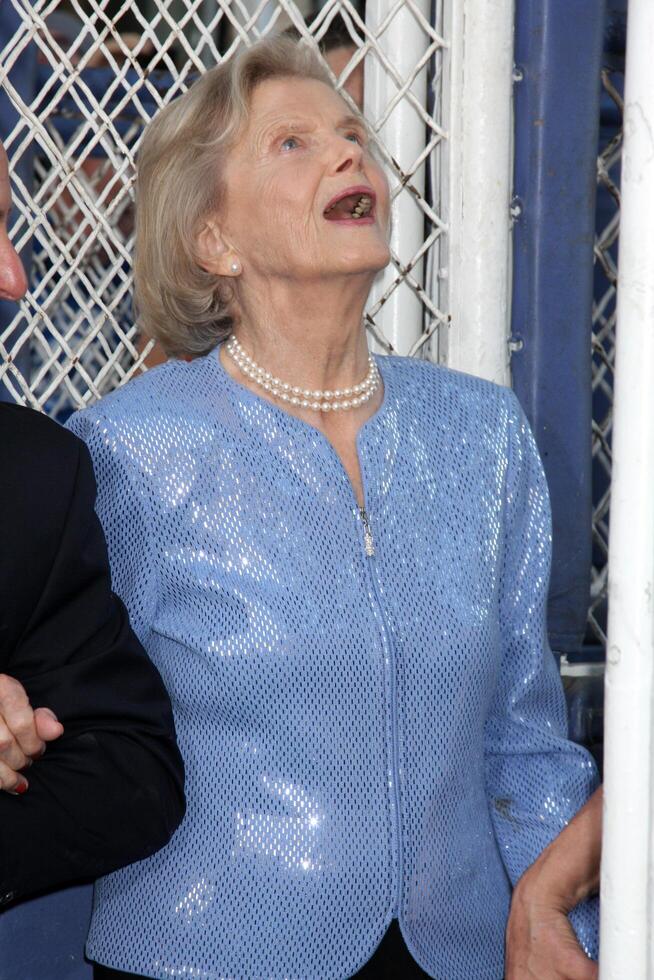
[359,506,375,557]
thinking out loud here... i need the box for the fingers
[0,716,30,772]
[0,673,47,759]
[0,758,28,795]
[0,677,63,790]
[554,948,599,980]
[561,946,599,980]
[33,707,64,742]
[507,951,596,980]
[506,908,598,980]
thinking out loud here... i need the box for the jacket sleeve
[0,435,185,906]
[484,390,599,959]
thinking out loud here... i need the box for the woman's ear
[196,220,239,277]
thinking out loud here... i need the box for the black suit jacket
[0,402,185,905]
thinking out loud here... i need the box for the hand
[506,886,598,980]
[0,674,64,794]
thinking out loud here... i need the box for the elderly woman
[67,36,598,980]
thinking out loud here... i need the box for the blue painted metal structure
[511,0,606,656]
[0,884,93,980]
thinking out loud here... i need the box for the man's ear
[196,220,239,277]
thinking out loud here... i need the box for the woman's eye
[345,132,362,145]
[281,136,300,151]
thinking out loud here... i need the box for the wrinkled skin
[506,890,598,980]
[211,76,390,288]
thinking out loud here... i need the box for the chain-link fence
[589,64,623,649]
[0,0,447,418]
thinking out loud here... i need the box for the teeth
[352,194,372,217]
[325,193,373,217]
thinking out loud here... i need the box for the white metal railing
[436,0,513,387]
[599,0,654,974]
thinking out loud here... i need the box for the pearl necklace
[225,335,380,413]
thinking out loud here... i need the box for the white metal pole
[438,0,513,385]
[364,0,430,356]
[599,0,654,975]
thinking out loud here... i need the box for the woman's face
[218,76,391,284]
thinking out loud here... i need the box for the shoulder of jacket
[66,359,193,435]
[65,357,222,479]
[384,354,511,411]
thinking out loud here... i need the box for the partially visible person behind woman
[318,13,364,109]
[68,36,599,980]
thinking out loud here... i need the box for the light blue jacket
[67,349,598,980]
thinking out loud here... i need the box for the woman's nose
[0,234,27,301]
[332,136,364,175]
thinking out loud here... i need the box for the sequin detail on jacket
[67,351,599,980]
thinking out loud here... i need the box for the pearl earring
[230,260,240,274]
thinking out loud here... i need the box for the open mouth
[323,188,375,222]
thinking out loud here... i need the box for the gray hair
[134,37,336,359]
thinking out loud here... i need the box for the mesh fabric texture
[67,350,599,980]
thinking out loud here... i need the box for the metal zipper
[355,504,403,917]
[359,505,375,557]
